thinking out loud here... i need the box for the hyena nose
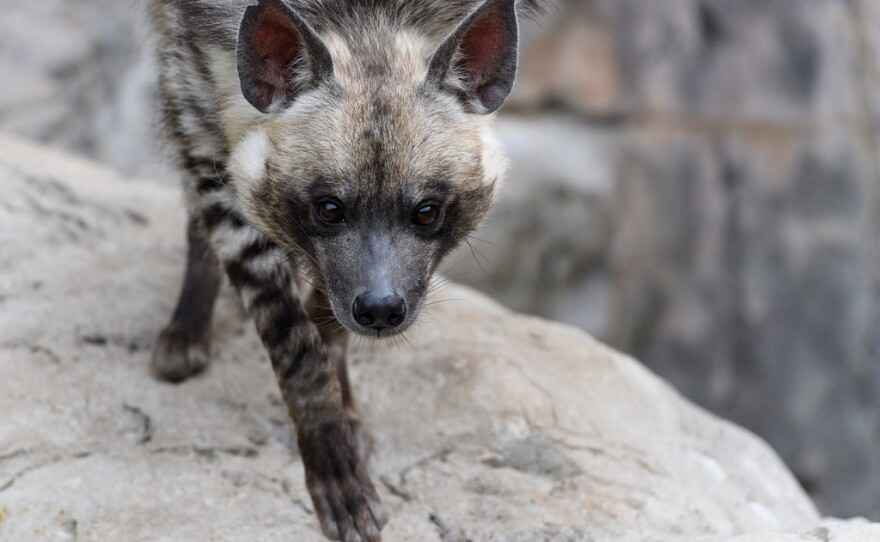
[353,292,406,329]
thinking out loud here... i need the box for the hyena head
[229,0,520,337]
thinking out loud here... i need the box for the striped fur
[146,1,546,540]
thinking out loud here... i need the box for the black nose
[353,292,406,329]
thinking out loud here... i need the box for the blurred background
[1,0,878,521]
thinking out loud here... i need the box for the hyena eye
[413,204,440,227]
[316,200,345,224]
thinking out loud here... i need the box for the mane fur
[148,0,550,51]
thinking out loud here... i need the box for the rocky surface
[2,0,879,521]
[2,136,878,541]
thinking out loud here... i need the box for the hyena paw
[151,322,210,383]
[302,421,388,541]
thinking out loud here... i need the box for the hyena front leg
[152,216,222,383]
[199,198,386,542]
[306,288,374,462]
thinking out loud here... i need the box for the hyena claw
[302,422,388,542]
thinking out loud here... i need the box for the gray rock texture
[3,134,878,541]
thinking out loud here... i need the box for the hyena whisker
[427,288,454,301]
[384,335,399,351]
[410,313,440,334]
[464,238,494,275]
[465,235,498,247]
[398,331,416,351]
[423,298,464,308]
[427,281,455,297]
[427,278,451,291]
[211,153,226,187]
[428,275,454,289]
[429,275,454,286]
[311,317,338,326]
[350,333,378,358]
[402,322,425,344]
[441,248,484,277]
[427,290,454,302]
[465,240,490,276]
[382,334,412,354]
[295,268,330,297]
[466,234,494,257]
[269,251,331,299]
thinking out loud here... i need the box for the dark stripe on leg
[260,299,303,352]
[225,260,264,291]
[250,285,289,312]
[240,236,275,261]
[203,203,231,230]
[203,203,245,231]
[197,176,225,193]
[281,338,311,380]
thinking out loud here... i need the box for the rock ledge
[0,134,876,541]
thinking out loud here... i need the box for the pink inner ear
[253,7,303,84]
[459,4,506,81]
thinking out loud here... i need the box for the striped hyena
[147,0,544,539]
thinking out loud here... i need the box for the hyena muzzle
[147,0,544,539]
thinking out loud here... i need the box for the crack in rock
[429,512,470,542]
[0,449,30,464]
[150,445,260,460]
[379,474,413,502]
[122,403,153,445]
[0,452,91,493]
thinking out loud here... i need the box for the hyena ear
[426,0,519,115]
[237,0,333,113]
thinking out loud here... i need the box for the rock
[479,0,880,520]
[2,135,877,541]
[598,0,880,518]
[0,0,171,182]
[607,127,880,521]
[701,521,880,542]
[507,1,627,118]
